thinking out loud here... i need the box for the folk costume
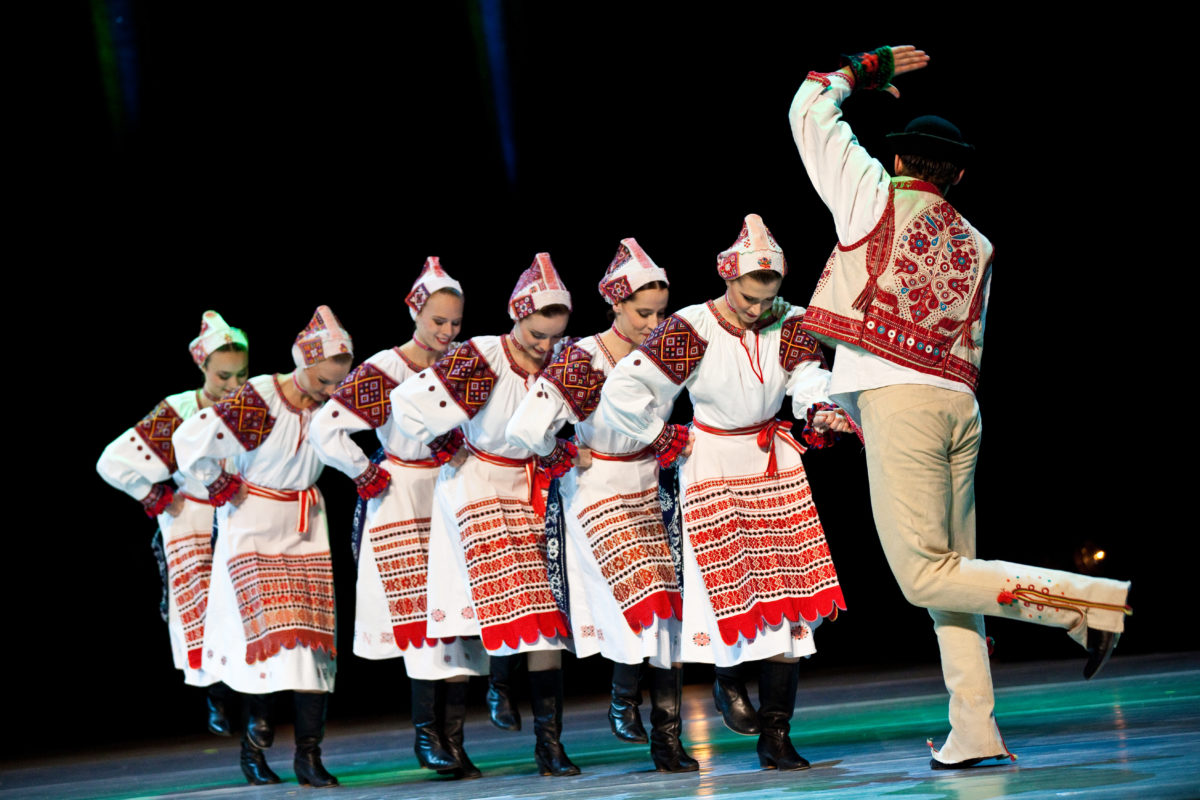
[310,258,486,777]
[598,215,847,770]
[391,253,580,776]
[789,50,1131,768]
[96,311,248,736]
[506,239,696,772]
[174,305,353,787]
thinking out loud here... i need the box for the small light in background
[1074,541,1109,573]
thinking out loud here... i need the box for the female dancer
[174,306,354,787]
[506,238,697,772]
[310,258,487,779]
[391,254,581,777]
[598,215,854,771]
[96,311,248,735]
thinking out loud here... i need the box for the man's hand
[883,45,930,98]
[811,409,855,435]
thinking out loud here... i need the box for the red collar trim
[706,300,745,338]
[274,374,309,415]
[502,334,533,379]
[392,346,424,374]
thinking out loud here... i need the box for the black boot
[713,664,760,735]
[206,682,234,737]
[488,654,522,731]
[529,668,580,776]
[649,666,699,772]
[412,679,459,771]
[609,661,649,743]
[437,680,482,779]
[240,733,281,785]
[244,692,274,749]
[755,660,809,771]
[293,692,339,788]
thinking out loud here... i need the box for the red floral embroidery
[134,399,185,473]
[432,341,496,418]
[542,343,605,419]
[638,315,708,385]
[692,632,711,646]
[779,315,825,371]
[331,362,399,429]
[228,550,336,664]
[213,382,276,451]
[431,609,446,622]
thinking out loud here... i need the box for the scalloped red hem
[392,621,429,649]
[243,631,337,665]
[480,610,570,652]
[623,591,683,634]
[715,587,847,647]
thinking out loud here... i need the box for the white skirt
[159,497,220,687]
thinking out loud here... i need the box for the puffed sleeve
[174,405,250,487]
[599,315,704,451]
[390,340,494,445]
[506,342,597,457]
[788,67,893,245]
[310,360,399,478]
[96,398,186,515]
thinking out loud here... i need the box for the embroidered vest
[801,178,993,391]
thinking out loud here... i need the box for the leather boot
[412,679,459,771]
[487,654,522,731]
[529,668,580,776]
[293,692,339,787]
[713,664,759,735]
[649,666,699,772]
[436,680,482,779]
[244,692,274,749]
[206,682,234,737]
[240,733,281,785]
[755,660,809,771]
[609,661,648,743]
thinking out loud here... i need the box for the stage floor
[4,652,1197,800]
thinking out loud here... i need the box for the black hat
[886,115,975,167]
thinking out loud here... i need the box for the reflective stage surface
[4,652,1197,800]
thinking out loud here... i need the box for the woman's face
[724,275,782,327]
[514,312,569,362]
[415,291,464,353]
[613,286,670,344]
[201,349,249,399]
[302,358,353,402]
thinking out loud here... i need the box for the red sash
[692,417,804,477]
[244,481,319,533]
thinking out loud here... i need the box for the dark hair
[738,269,784,286]
[534,303,571,319]
[327,352,354,366]
[608,280,669,320]
[202,341,248,369]
[896,154,960,190]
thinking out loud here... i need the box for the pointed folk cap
[291,305,353,369]
[597,237,669,304]
[508,252,572,320]
[406,256,464,320]
[716,213,787,280]
[189,310,248,366]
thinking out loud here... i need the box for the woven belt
[385,452,440,469]
[692,417,804,477]
[243,480,320,533]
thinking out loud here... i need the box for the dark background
[15,4,1177,760]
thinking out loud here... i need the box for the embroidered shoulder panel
[542,343,605,420]
[213,381,276,452]
[779,315,825,371]
[331,362,399,429]
[134,399,185,473]
[638,315,708,385]
[432,340,496,418]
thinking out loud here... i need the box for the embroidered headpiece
[508,252,572,321]
[716,213,787,280]
[597,237,669,304]
[189,310,248,366]
[406,256,464,321]
[291,305,353,369]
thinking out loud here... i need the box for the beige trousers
[858,384,1130,762]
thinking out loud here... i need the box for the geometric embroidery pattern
[433,341,497,418]
[638,315,708,386]
[684,464,845,646]
[542,344,606,420]
[455,495,569,651]
[165,530,213,670]
[779,315,825,371]
[331,362,399,429]
[134,399,185,473]
[227,550,337,664]
[369,514,433,649]
[213,381,276,452]
[577,486,681,633]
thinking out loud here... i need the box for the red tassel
[996,591,1016,606]
[851,282,876,312]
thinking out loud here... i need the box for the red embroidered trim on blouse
[779,315,825,371]
[214,382,276,451]
[432,341,497,418]
[638,315,708,385]
[542,343,605,420]
[331,361,399,429]
[134,399,185,473]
